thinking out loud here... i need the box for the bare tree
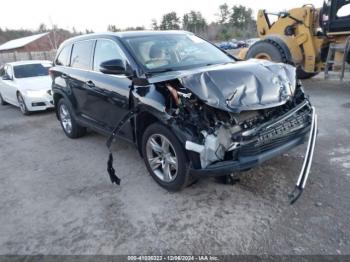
[107,25,121,32]
[183,11,208,35]
[217,3,231,24]
[151,19,159,30]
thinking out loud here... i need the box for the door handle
[61,73,68,79]
[86,80,95,88]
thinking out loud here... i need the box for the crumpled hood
[148,59,297,113]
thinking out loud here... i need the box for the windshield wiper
[147,68,174,76]
[204,61,235,67]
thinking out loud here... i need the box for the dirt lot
[0,78,349,255]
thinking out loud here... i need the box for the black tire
[0,92,8,105]
[57,99,86,139]
[246,40,317,79]
[296,67,318,80]
[246,41,285,62]
[17,93,30,115]
[141,122,190,191]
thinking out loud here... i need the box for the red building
[0,32,58,53]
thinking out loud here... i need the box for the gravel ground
[0,78,349,255]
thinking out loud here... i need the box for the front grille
[32,102,46,107]
[239,108,311,156]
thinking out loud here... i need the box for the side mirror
[2,74,12,80]
[100,59,129,75]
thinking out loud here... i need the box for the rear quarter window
[71,40,94,70]
[55,45,72,66]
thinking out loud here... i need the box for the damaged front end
[152,61,317,204]
[163,80,311,168]
[108,60,317,204]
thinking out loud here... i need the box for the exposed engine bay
[160,80,311,170]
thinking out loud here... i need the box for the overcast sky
[1,0,325,32]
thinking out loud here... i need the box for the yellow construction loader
[240,0,350,79]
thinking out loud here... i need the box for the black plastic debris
[106,108,139,185]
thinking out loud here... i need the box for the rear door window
[71,40,94,70]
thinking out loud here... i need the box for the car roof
[6,60,52,66]
[60,30,192,46]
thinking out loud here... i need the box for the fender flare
[133,104,193,153]
[52,88,75,120]
[131,87,198,165]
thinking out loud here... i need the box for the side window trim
[90,40,97,70]
[66,44,73,67]
[92,39,98,71]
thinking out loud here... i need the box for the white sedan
[0,60,54,115]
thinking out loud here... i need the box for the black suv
[51,31,317,202]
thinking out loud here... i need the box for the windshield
[124,34,233,72]
[13,64,49,78]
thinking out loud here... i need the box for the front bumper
[189,105,318,204]
[23,94,54,111]
[190,133,307,177]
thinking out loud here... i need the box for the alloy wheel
[17,94,27,114]
[59,103,72,134]
[146,134,178,183]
